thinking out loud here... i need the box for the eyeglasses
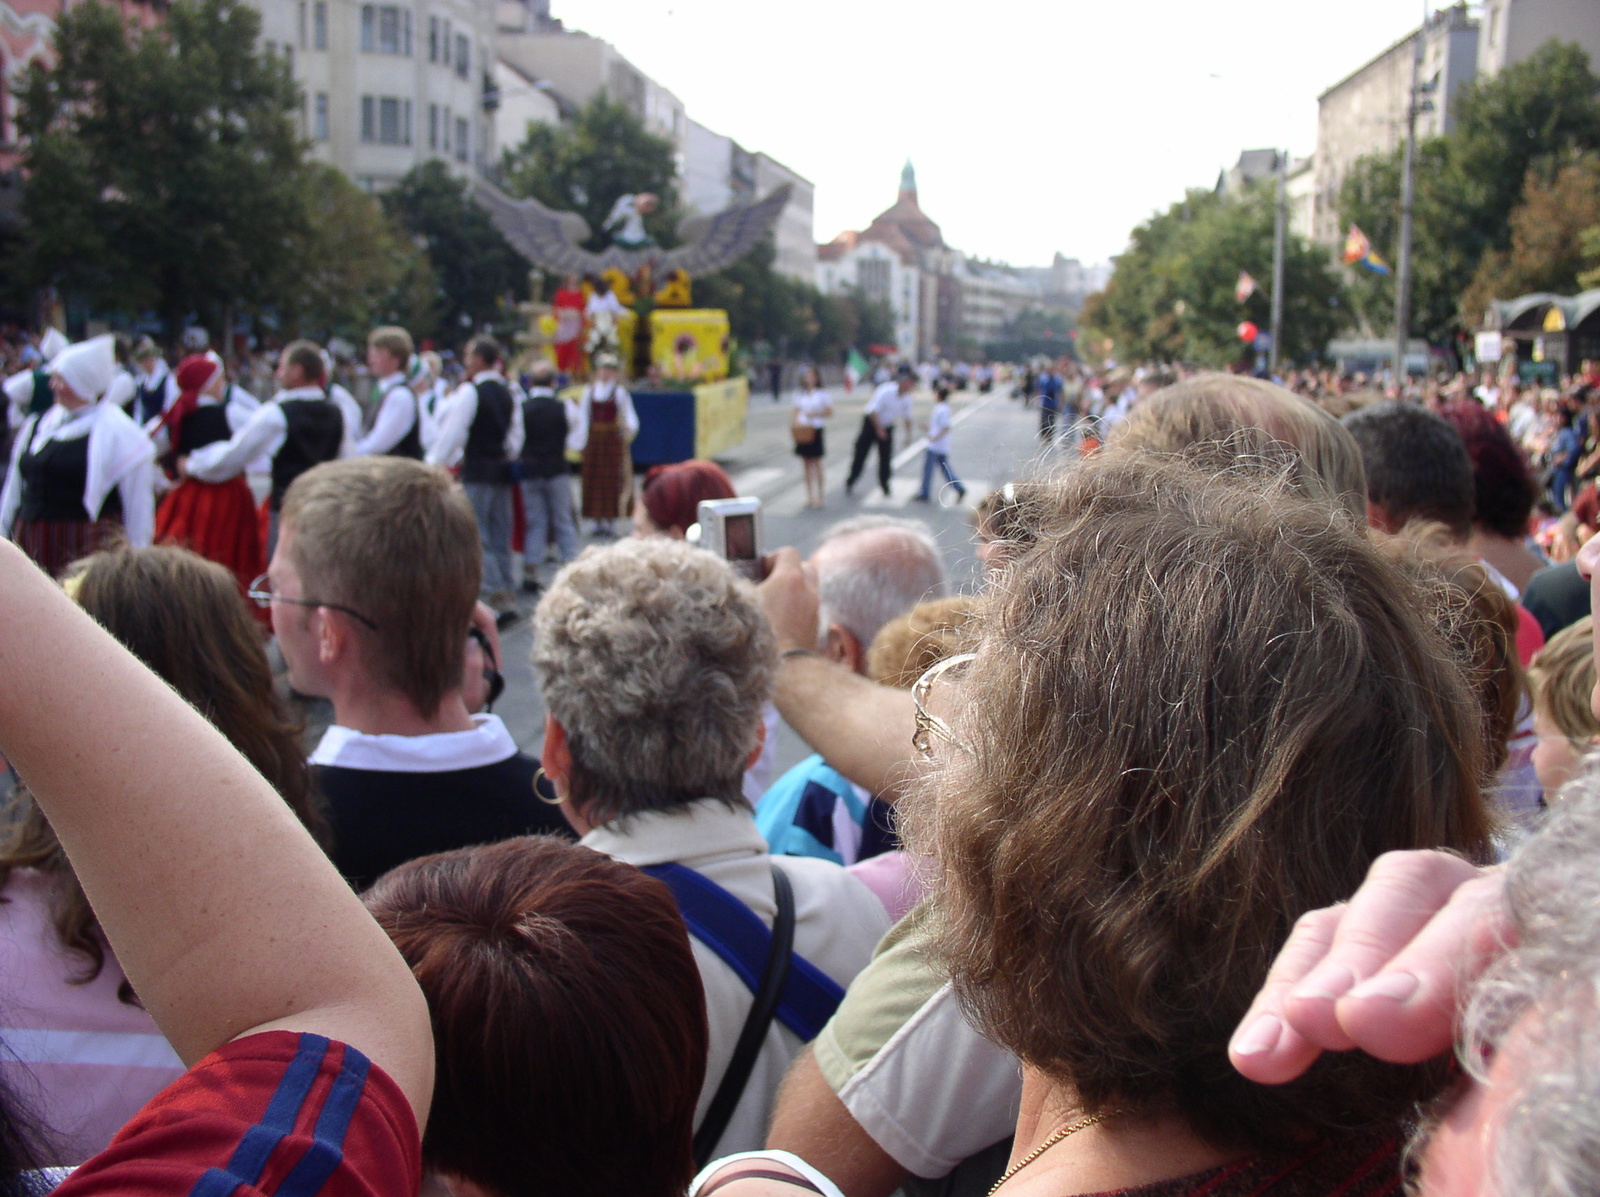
[468,626,505,711]
[912,651,976,760]
[246,574,381,632]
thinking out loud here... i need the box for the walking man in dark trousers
[846,364,915,497]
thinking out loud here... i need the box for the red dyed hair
[641,459,736,535]
[1438,400,1537,540]
[363,837,707,1197]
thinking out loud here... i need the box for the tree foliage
[986,306,1077,362]
[1082,187,1348,367]
[1339,40,1600,341]
[284,165,438,341]
[381,160,529,344]
[1460,154,1600,322]
[500,94,682,249]
[695,237,893,363]
[8,0,308,337]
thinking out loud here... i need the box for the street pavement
[486,378,1062,775]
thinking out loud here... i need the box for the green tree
[284,165,438,340]
[1083,187,1347,366]
[500,94,682,249]
[1460,153,1600,321]
[381,160,529,345]
[1339,40,1600,341]
[987,307,1076,361]
[8,0,308,338]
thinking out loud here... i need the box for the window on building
[360,4,412,54]
[297,2,306,46]
[454,34,469,78]
[442,105,452,153]
[455,116,468,162]
[284,45,294,76]
[442,18,452,65]
[313,1,327,48]
[314,92,329,140]
[859,258,891,305]
[360,95,411,144]
[428,15,438,61]
[428,103,438,149]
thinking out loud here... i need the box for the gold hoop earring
[534,766,565,805]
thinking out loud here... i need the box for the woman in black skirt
[791,365,832,509]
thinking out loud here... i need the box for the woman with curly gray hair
[532,538,888,1161]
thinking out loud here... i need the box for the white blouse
[792,388,832,429]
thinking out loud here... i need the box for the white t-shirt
[792,388,831,429]
[926,403,953,454]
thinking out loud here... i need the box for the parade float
[476,179,790,466]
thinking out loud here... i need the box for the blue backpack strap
[642,860,845,1042]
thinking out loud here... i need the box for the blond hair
[281,457,479,717]
[368,325,415,363]
[867,595,985,689]
[1528,616,1599,747]
[1113,373,1368,525]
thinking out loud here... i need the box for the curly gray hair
[532,538,776,825]
[1459,761,1600,1197]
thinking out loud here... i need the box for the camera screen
[724,514,756,560]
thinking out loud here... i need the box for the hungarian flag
[1343,225,1391,275]
[1234,271,1257,302]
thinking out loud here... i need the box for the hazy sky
[549,0,1431,267]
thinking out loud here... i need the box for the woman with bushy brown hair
[900,451,1494,1196]
[699,450,1495,1197]
[0,545,323,1164]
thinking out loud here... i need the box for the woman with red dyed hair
[633,458,736,539]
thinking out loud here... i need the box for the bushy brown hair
[1113,373,1369,525]
[1528,615,1599,747]
[1376,522,1525,775]
[902,452,1494,1152]
[364,837,707,1197]
[0,546,324,997]
[867,595,985,689]
[281,457,480,718]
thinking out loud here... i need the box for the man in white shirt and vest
[427,336,525,619]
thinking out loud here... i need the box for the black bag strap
[692,862,796,1169]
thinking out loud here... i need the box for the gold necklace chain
[987,1109,1132,1196]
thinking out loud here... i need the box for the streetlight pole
[1269,148,1287,376]
[1393,12,1425,390]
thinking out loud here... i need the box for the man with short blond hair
[268,456,569,888]
[355,326,422,458]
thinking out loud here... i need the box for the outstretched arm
[0,541,433,1122]
[759,548,918,800]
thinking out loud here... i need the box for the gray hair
[532,538,776,825]
[1459,760,1600,1197]
[813,516,948,653]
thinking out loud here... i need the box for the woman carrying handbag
[791,366,832,510]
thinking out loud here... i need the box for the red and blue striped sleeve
[52,1030,420,1197]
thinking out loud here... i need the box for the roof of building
[817,231,858,262]
[859,161,946,264]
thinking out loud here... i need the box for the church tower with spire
[900,159,917,199]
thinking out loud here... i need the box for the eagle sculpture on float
[474,179,794,277]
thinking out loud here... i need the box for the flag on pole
[1343,225,1391,275]
[1234,271,1258,302]
[845,347,868,393]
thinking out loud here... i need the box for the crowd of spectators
[4,345,1600,1197]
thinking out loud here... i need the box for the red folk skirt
[156,476,263,595]
[13,518,123,580]
[580,421,631,520]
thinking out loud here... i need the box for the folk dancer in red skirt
[575,352,638,537]
[0,335,157,578]
[151,353,265,594]
[177,340,351,568]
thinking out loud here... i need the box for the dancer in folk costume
[575,353,638,536]
[152,353,265,593]
[552,273,587,377]
[129,336,179,424]
[0,336,157,577]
